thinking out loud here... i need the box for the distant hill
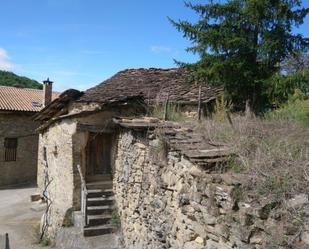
[0,71,42,89]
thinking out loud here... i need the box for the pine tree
[171,0,308,112]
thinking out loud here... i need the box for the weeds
[150,103,187,122]
[40,238,51,247]
[194,115,309,202]
[212,94,233,123]
[266,91,309,127]
[111,211,121,228]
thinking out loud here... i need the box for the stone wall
[113,130,309,249]
[0,112,39,186]
[37,109,126,237]
[37,120,77,236]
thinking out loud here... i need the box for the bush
[266,91,309,127]
[266,69,309,108]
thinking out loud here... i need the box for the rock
[184,241,203,249]
[162,171,178,186]
[195,236,204,244]
[287,194,308,209]
[258,202,278,220]
[284,219,301,235]
[202,213,217,225]
[214,224,230,239]
[30,194,41,202]
[189,221,207,238]
[250,231,263,244]
[220,174,242,186]
[215,185,234,210]
[189,165,203,177]
[301,231,309,246]
[205,240,232,249]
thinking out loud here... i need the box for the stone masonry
[0,112,39,186]
[113,130,309,249]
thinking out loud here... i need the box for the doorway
[86,133,112,178]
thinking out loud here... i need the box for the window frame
[4,137,18,162]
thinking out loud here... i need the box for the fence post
[4,233,9,249]
[197,85,202,121]
[163,94,169,121]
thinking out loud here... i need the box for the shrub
[266,92,309,127]
[212,94,233,122]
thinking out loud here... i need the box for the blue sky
[0,0,308,92]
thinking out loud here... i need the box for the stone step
[86,174,112,182]
[86,181,113,190]
[87,214,112,226]
[83,224,116,237]
[87,196,114,207]
[87,189,114,198]
[87,205,113,215]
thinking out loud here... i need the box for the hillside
[0,71,42,89]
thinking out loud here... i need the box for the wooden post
[163,94,169,121]
[5,233,9,249]
[197,85,202,121]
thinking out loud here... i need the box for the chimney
[43,78,53,107]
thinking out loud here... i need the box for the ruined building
[34,68,221,237]
[34,69,309,249]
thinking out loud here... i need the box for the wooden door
[86,133,112,176]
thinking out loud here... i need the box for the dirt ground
[0,185,45,249]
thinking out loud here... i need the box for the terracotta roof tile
[0,86,60,112]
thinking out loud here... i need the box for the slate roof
[79,68,222,105]
[34,89,83,122]
[0,86,60,112]
[113,117,231,169]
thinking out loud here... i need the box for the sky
[0,0,308,92]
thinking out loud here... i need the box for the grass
[150,103,187,122]
[111,211,121,228]
[194,115,309,202]
[32,223,53,247]
[266,98,309,127]
[40,238,52,247]
[194,114,308,246]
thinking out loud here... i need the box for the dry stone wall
[113,130,309,249]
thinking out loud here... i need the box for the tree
[281,51,309,74]
[170,0,309,112]
[0,70,42,89]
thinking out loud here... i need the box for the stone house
[34,68,222,237]
[0,80,59,187]
[34,69,309,248]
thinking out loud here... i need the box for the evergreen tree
[170,0,308,112]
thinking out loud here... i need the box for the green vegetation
[150,103,187,122]
[171,0,308,113]
[266,68,309,108]
[266,90,309,127]
[40,238,52,247]
[111,211,121,228]
[0,70,42,89]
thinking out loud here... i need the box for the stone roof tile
[79,68,222,104]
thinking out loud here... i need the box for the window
[4,138,18,161]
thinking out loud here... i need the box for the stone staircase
[83,175,117,237]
